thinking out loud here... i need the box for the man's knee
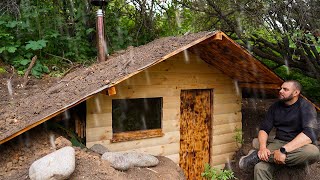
[303,144,320,161]
[254,162,270,173]
[254,162,274,180]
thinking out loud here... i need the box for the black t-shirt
[260,97,318,144]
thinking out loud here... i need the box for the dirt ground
[0,125,185,180]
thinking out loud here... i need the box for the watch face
[280,147,286,154]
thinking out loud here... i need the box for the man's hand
[273,149,286,164]
[258,147,271,161]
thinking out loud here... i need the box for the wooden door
[179,89,212,180]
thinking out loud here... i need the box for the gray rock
[102,152,159,171]
[29,146,75,180]
[89,144,109,155]
[252,138,259,149]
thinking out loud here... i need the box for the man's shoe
[239,150,260,170]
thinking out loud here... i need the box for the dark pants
[254,139,320,180]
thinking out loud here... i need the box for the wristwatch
[280,147,287,154]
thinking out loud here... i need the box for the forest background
[0,0,319,103]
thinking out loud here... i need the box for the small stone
[89,144,110,155]
[6,162,13,169]
[12,159,18,164]
[252,138,259,149]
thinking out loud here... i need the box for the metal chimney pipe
[96,9,106,62]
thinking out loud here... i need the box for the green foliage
[202,164,236,180]
[0,67,6,74]
[233,128,243,147]
[25,40,47,50]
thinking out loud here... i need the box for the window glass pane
[112,97,162,133]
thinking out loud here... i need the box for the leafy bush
[201,163,236,180]
[233,128,243,147]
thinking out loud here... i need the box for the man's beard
[279,93,294,102]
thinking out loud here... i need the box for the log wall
[86,51,242,168]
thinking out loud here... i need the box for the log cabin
[85,31,283,179]
[2,31,319,180]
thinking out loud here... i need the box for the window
[111,97,163,142]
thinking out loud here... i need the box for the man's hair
[286,80,302,91]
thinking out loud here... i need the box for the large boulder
[29,146,75,180]
[102,152,159,171]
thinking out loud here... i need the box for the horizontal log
[214,93,241,104]
[118,142,179,156]
[86,126,112,142]
[210,142,239,156]
[213,112,242,126]
[87,113,112,128]
[87,131,180,151]
[111,129,164,143]
[211,132,238,146]
[239,83,281,89]
[212,122,242,135]
[162,120,180,133]
[214,103,241,115]
[210,152,235,166]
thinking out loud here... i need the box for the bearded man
[239,80,319,180]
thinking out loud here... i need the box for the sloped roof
[0,31,317,144]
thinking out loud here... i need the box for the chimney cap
[91,0,108,7]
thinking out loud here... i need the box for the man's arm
[258,130,271,161]
[273,132,312,164]
[283,132,312,152]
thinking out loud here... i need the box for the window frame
[111,97,163,143]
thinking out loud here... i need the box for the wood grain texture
[179,89,211,180]
[111,129,164,143]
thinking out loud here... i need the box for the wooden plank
[212,164,225,169]
[179,89,211,180]
[118,143,180,156]
[147,58,223,73]
[162,120,180,133]
[113,84,236,99]
[86,94,111,114]
[212,122,242,136]
[86,126,112,142]
[111,129,164,143]
[107,86,117,96]
[162,96,180,109]
[163,108,180,121]
[210,152,235,166]
[119,73,233,86]
[238,83,281,89]
[214,94,241,104]
[165,154,179,164]
[93,131,180,151]
[210,142,238,156]
[87,113,112,128]
[213,112,242,126]
[211,132,238,146]
[219,32,284,83]
[214,103,241,115]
